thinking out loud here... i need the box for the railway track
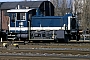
[0,53,90,59]
[0,47,90,59]
[0,44,90,55]
[0,47,90,51]
[0,41,90,60]
[1,41,90,49]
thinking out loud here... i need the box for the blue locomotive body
[6,1,80,42]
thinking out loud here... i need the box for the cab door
[9,13,16,33]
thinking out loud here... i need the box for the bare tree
[81,0,90,30]
[73,0,90,31]
[50,0,58,16]
[60,0,67,15]
[73,0,85,30]
[50,0,68,16]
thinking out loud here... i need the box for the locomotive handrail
[82,34,90,36]
[82,34,90,40]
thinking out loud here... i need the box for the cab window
[17,13,25,20]
[11,13,15,22]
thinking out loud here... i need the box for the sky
[0,0,38,2]
[0,0,49,2]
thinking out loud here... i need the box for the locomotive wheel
[77,35,80,41]
[54,38,59,43]
[64,35,69,43]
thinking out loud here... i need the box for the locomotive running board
[28,39,54,40]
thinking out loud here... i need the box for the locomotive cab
[7,8,35,40]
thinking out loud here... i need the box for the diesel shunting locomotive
[6,1,80,42]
